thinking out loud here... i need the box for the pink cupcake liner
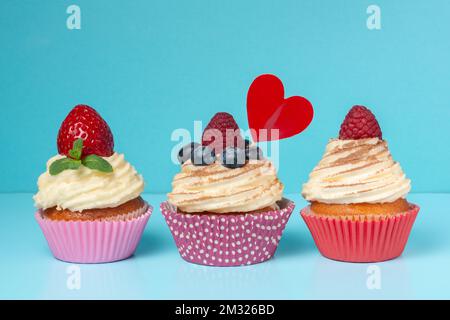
[35,204,152,263]
[161,199,295,267]
[301,204,419,263]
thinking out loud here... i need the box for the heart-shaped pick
[247,74,314,142]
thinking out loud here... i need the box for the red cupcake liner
[36,204,152,263]
[161,199,295,267]
[301,204,419,262]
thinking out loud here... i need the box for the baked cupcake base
[161,198,295,267]
[41,197,147,221]
[310,198,410,217]
[301,203,419,263]
[36,201,152,263]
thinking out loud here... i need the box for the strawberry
[57,104,114,157]
[339,105,382,140]
[201,112,244,153]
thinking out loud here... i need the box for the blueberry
[221,147,246,169]
[191,145,216,166]
[244,139,251,152]
[177,142,200,164]
[246,145,263,161]
[244,140,263,161]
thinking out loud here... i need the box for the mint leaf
[82,155,113,173]
[49,158,81,175]
[69,138,83,160]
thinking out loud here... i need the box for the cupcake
[301,105,419,262]
[34,104,151,263]
[161,112,295,267]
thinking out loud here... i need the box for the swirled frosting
[302,138,411,204]
[34,153,145,211]
[168,159,284,213]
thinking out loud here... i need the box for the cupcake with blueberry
[301,105,419,262]
[34,105,151,263]
[161,112,294,266]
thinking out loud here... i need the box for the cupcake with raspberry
[34,105,151,263]
[301,105,419,262]
[161,112,295,267]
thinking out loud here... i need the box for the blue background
[1,0,449,194]
[0,1,449,301]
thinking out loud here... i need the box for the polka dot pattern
[161,200,295,267]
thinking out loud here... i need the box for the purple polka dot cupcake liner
[160,199,295,267]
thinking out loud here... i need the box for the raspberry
[201,112,244,153]
[57,104,114,157]
[339,105,382,140]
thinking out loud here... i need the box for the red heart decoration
[247,74,314,142]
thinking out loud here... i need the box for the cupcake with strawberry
[34,105,151,263]
[161,112,295,267]
[301,105,419,262]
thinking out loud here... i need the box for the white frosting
[168,159,283,213]
[34,153,145,211]
[302,138,411,204]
